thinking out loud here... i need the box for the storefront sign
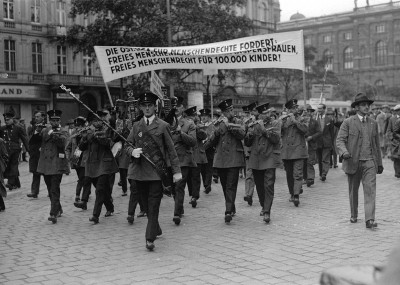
[56,92,80,99]
[0,85,50,100]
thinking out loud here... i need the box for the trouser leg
[109,173,115,195]
[186,168,193,197]
[393,159,400,177]
[361,160,376,221]
[44,174,63,216]
[120,168,128,193]
[245,163,255,197]
[347,163,361,220]
[283,160,294,196]
[141,180,163,242]
[75,168,85,197]
[321,148,331,177]
[263,169,276,214]
[203,159,213,190]
[0,195,5,209]
[173,167,189,216]
[316,148,323,177]
[221,168,239,215]
[307,150,316,181]
[128,179,139,216]
[292,159,303,195]
[253,169,265,208]
[80,174,92,202]
[92,174,114,218]
[31,172,41,195]
[189,166,201,199]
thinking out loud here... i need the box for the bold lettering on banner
[106,47,119,56]
[198,57,214,64]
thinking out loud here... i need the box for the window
[360,45,366,57]
[56,0,66,26]
[375,79,384,87]
[344,32,352,40]
[323,35,332,43]
[304,36,311,46]
[32,42,42,73]
[375,40,387,65]
[57,45,67,74]
[4,39,16,71]
[3,0,14,20]
[31,0,40,23]
[376,24,385,33]
[323,49,333,70]
[343,47,353,69]
[83,51,92,76]
[258,2,267,22]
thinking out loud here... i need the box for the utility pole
[166,0,174,97]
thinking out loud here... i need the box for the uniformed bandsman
[243,102,257,206]
[199,108,215,194]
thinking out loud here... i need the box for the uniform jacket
[208,119,246,168]
[386,115,399,141]
[125,116,180,181]
[315,115,335,149]
[280,116,308,160]
[113,127,131,169]
[244,120,281,170]
[27,123,48,173]
[306,117,321,151]
[0,123,29,152]
[172,117,197,168]
[36,126,70,175]
[336,115,382,175]
[204,122,216,161]
[78,126,119,178]
[193,127,208,164]
[65,129,89,169]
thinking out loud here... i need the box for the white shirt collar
[145,115,155,125]
[357,113,366,121]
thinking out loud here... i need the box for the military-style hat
[242,105,249,112]
[170,97,178,107]
[3,112,15,118]
[199,109,211,116]
[285,99,298,109]
[256,102,270,114]
[247,102,258,111]
[47,110,62,119]
[351,92,374,108]
[184,106,197,117]
[87,110,108,122]
[138,91,159,104]
[218,99,233,112]
[305,104,315,112]
[74,116,86,126]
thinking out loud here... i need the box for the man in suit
[171,97,197,225]
[126,92,181,251]
[243,102,257,206]
[281,99,308,207]
[207,99,245,223]
[303,104,321,187]
[336,93,383,229]
[186,106,207,208]
[1,112,29,190]
[27,111,46,198]
[36,110,70,224]
[315,104,335,182]
[199,108,215,194]
[386,106,400,177]
[244,102,281,223]
[79,110,119,224]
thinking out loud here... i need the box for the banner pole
[104,82,114,108]
[303,70,306,106]
[210,76,214,120]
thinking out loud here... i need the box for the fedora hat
[351,92,374,108]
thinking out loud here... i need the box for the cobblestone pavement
[1,158,399,285]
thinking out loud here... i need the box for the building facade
[277,1,400,104]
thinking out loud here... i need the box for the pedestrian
[36,110,70,224]
[281,99,308,207]
[27,111,46,198]
[336,93,383,229]
[388,105,400,178]
[1,112,29,190]
[199,108,215,194]
[208,99,245,223]
[244,102,281,223]
[125,91,181,251]
[0,137,8,212]
[79,111,119,224]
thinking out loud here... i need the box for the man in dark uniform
[186,106,207,208]
[207,99,245,223]
[171,97,197,225]
[244,102,281,223]
[126,92,181,251]
[199,108,215,194]
[281,99,308,207]
[27,111,46,198]
[36,110,70,224]
[1,112,29,190]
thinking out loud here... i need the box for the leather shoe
[127,215,134,225]
[321,176,326,182]
[89,216,99,224]
[190,198,197,208]
[48,215,57,224]
[263,213,271,224]
[225,214,232,224]
[104,211,113,217]
[173,216,181,225]
[27,193,38,198]
[74,201,87,210]
[146,240,155,251]
[306,180,314,187]
[293,196,300,207]
[350,218,357,223]
[0,206,5,212]
[137,211,146,217]
[366,219,377,229]
[204,185,211,194]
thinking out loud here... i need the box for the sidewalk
[1,159,399,285]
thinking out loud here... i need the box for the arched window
[258,2,267,22]
[323,49,333,70]
[375,41,387,65]
[343,47,353,69]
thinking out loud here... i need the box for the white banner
[150,71,165,99]
[94,31,305,82]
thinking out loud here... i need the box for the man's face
[259,113,269,121]
[288,105,298,114]
[201,115,210,123]
[251,109,258,116]
[49,118,60,128]
[175,105,184,117]
[356,102,370,116]
[140,102,156,118]
[317,105,325,115]
[306,110,314,117]
[92,119,103,128]
[4,117,13,126]
[383,107,390,113]
[223,108,234,119]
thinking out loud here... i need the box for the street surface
[1,158,399,285]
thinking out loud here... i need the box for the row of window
[3,0,67,25]
[3,40,92,75]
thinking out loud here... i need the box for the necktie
[147,119,149,126]
[362,117,365,123]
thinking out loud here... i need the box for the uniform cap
[305,104,315,112]
[3,112,15,118]
[47,110,62,119]
[184,106,197,116]
[138,92,159,104]
[247,102,258,111]
[255,102,270,114]
[199,109,211,116]
[285,99,298,109]
[74,116,86,126]
[218,99,233,111]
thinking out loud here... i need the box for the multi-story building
[277,1,400,104]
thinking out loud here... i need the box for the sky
[279,0,390,22]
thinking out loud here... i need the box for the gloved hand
[377,165,384,174]
[342,152,351,160]
[173,172,182,183]
[131,148,143,158]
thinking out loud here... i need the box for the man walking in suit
[386,106,400,177]
[126,92,181,250]
[208,99,245,223]
[336,93,383,229]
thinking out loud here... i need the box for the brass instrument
[213,115,228,126]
